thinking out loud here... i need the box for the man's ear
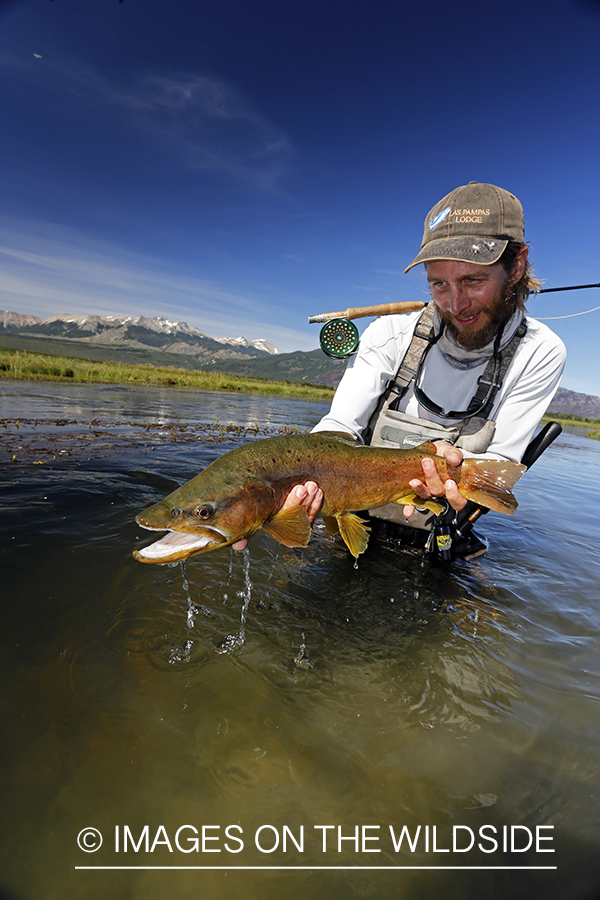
[509,245,528,283]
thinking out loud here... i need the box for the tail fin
[458,459,526,515]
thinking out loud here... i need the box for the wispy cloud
[127,73,293,190]
[370,268,405,277]
[0,218,314,351]
[282,253,306,263]
[0,50,293,191]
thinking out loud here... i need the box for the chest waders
[364,303,527,559]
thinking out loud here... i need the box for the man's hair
[498,241,541,311]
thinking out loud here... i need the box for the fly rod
[310,283,600,358]
[309,283,600,324]
[536,282,600,294]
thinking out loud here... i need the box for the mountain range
[543,387,600,419]
[1,309,599,417]
[0,310,280,367]
[0,310,281,356]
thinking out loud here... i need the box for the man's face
[426,258,519,350]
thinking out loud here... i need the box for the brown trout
[133,433,525,563]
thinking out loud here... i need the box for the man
[235,181,566,555]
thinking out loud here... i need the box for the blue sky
[1,0,600,395]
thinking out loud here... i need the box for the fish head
[134,469,275,564]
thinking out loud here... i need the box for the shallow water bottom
[1,387,600,900]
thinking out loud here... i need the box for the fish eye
[193,506,212,519]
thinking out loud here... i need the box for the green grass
[0,347,335,401]
[542,412,600,427]
[542,412,600,440]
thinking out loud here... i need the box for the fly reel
[309,301,426,359]
[319,318,360,359]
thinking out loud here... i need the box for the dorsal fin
[413,441,438,454]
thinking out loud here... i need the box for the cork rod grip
[308,301,425,324]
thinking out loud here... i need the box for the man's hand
[403,440,467,518]
[232,481,324,551]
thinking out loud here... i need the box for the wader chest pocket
[380,426,433,448]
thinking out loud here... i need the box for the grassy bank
[0,347,335,402]
[3,346,599,438]
[542,412,600,440]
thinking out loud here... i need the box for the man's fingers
[408,462,467,514]
[282,481,323,523]
[408,477,429,499]
[420,456,445,494]
[282,484,308,510]
[433,440,463,467]
[444,479,467,511]
[304,482,324,522]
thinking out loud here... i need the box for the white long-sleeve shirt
[313,310,566,462]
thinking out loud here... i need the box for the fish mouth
[134,526,228,563]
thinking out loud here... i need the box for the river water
[1,381,600,900]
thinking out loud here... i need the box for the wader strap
[387,303,436,408]
[464,320,527,418]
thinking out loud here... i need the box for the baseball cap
[404,181,525,273]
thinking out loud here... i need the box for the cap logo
[428,207,451,231]
[448,208,491,224]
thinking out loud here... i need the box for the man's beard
[438,280,517,350]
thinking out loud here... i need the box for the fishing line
[349,311,422,355]
[531,282,600,319]
[531,304,600,320]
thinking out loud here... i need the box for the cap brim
[404,236,508,273]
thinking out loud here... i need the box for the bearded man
[235,182,566,557]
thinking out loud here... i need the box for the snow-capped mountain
[0,310,281,358]
[214,335,281,355]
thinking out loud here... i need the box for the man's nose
[447,284,471,315]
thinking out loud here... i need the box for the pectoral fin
[262,506,311,548]
[393,491,446,516]
[336,512,371,558]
